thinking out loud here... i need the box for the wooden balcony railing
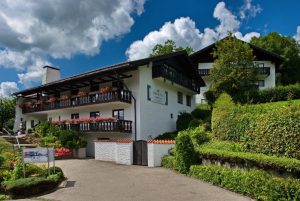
[198,67,270,76]
[22,89,131,114]
[58,120,132,133]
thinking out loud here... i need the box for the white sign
[151,88,167,105]
[23,148,54,163]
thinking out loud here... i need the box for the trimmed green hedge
[190,165,300,201]
[212,95,300,159]
[2,173,63,198]
[162,156,176,170]
[198,146,300,176]
[252,83,300,103]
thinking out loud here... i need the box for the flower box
[47,97,56,103]
[99,86,111,93]
[77,91,88,97]
[60,95,70,100]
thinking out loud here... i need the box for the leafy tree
[150,40,193,57]
[0,97,16,132]
[208,34,258,103]
[251,32,300,85]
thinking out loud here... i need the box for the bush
[162,156,176,170]
[188,119,200,128]
[176,112,193,131]
[190,165,300,201]
[0,137,13,154]
[34,121,51,137]
[175,131,197,174]
[189,126,209,147]
[212,95,300,159]
[2,175,62,198]
[198,142,300,176]
[191,104,211,120]
[251,83,300,103]
[154,131,177,140]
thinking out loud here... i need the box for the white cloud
[126,1,259,60]
[239,0,262,19]
[0,0,145,87]
[295,26,300,41]
[0,82,19,97]
[234,32,260,42]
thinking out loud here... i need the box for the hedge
[162,156,176,170]
[190,165,300,201]
[252,83,300,103]
[212,95,300,159]
[198,146,300,176]
[2,175,62,197]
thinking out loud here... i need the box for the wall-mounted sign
[23,148,54,163]
[147,85,168,105]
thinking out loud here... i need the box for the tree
[207,34,258,103]
[0,97,16,133]
[251,32,300,85]
[150,40,193,57]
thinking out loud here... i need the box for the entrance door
[133,140,148,166]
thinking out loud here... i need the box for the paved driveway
[20,159,251,201]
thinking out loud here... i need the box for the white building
[189,38,284,103]
[13,51,205,157]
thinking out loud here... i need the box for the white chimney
[42,66,61,84]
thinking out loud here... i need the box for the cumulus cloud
[0,82,19,97]
[239,0,262,19]
[295,26,300,41]
[234,32,260,42]
[126,1,259,60]
[0,0,145,89]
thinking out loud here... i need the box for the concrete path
[19,159,252,201]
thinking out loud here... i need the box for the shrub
[198,143,300,176]
[176,112,193,131]
[34,121,51,137]
[251,83,300,103]
[155,131,178,140]
[0,137,13,154]
[175,131,197,174]
[2,175,61,198]
[190,165,300,201]
[212,96,300,159]
[188,119,200,128]
[189,126,209,147]
[162,156,176,170]
[191,104,211,120]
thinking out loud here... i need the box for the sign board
[151,88,167,105]
[23,148,54,163]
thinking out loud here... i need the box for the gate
[133,140,148,166]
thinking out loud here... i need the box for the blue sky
[0,0,299,96]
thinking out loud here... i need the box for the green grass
[0,137,13,154]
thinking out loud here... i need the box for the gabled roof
[190,36,284,69]
[14,51,204,96]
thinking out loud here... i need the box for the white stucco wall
[138,64,197,140]
[116,142,133,165]
[42,67,61,84]
[94,141,133,165]
[196,61,276,103]
[147,143,175,167]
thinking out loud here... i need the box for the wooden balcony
[198,67,270,76]
[22,89,131,114]
[58,120,132,133]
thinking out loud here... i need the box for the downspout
[116,72,137,141]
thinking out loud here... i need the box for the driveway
[20,159,252,201]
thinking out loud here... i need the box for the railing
[198,69,210,76]
[58,120,132,133]
[198,67,270,76]
[152,64,200,93]
[22,89,132,114]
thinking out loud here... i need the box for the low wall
[147,140,175,167]
[95,140,133,165]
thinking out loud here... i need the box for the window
[147,85,151,101]
[48,117,52,122]
[71,113,79,119]
[112,109,124,120]
[177,92,183,104]
[256,80,265,87]
[258,63,264,68]
[186,95,191,107]
[31,120,34,128]
[165,91,168,105]
[90,84,99,92]
[112,81,123,89]
[71,89,79,95]
[90,111,100,118]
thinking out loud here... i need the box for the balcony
[153,64,200,93]
[57,120,132,133]
[198,67,270,77]
[21,89,132,114]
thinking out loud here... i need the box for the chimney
[42,66,61,84]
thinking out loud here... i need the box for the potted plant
[47,97,56,103]
[99,86,111,93]
[77,91,88,97]
[60,95,69,100]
